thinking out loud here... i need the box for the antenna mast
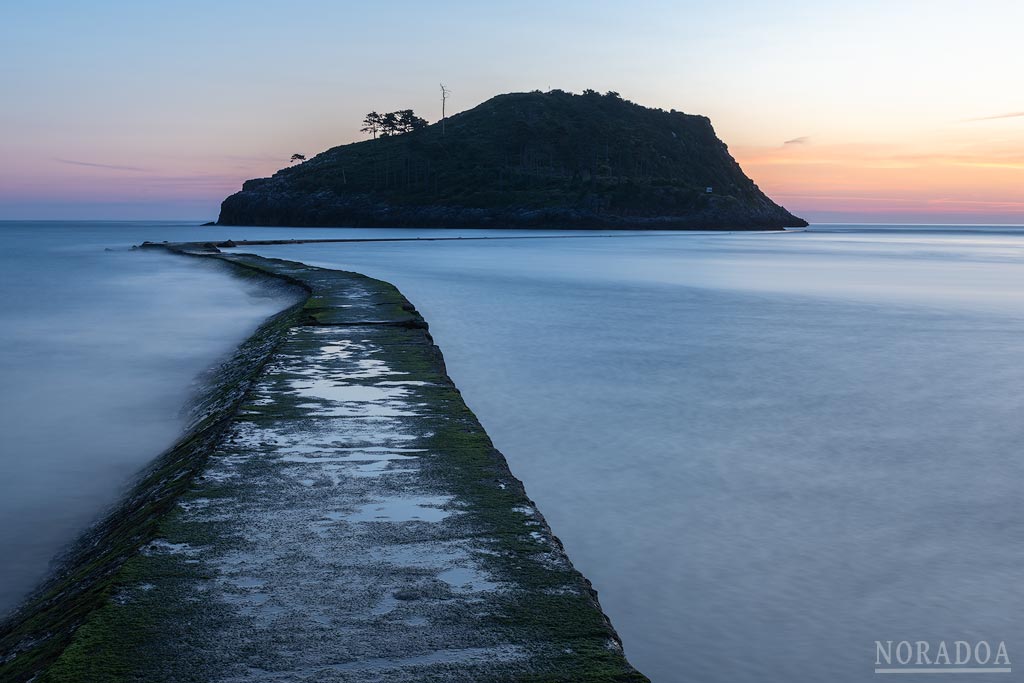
[440,83,450,136]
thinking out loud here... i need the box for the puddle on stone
[370,540,466,566]
[296,402,416,418]
[280,446,423,484]
[290,380,409,404]
[281,450,421,464]
[348,495,455,523]
[276,442,330,455]
[438,567,500,594]
[371,593,399,616]
[349,461,419,478]
[347,359,395,379]
[319,342,354,357]
[337,446,427,454]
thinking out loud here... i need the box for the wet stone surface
[37,253,647,682]
[177,325,520,678]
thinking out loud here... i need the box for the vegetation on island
[359,109,429,139]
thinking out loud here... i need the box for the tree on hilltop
[380,112,399,136]
[397,109,428,133]
[361,109,429,138]
[361,111,383,139]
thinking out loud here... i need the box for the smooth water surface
[245,225,1024,682]
[4,222,1024,683]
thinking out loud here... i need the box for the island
[218,89,807,230]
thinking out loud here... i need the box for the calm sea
[4,221,1024,682]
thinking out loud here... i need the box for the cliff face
[218,90,806,229]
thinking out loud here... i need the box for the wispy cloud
[783,136,809,145]
[963,112,1024,122]
[52,158,150,172]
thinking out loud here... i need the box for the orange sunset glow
[735,125,1024,222]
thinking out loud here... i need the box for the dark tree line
[361,110,428,139]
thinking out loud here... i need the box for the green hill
[218,90,806,229]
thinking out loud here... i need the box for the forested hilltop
[218,90,807,229]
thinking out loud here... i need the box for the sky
[1,0,1021,224]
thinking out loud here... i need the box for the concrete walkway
[31,250,647,682]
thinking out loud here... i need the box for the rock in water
[218,90,806,230]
